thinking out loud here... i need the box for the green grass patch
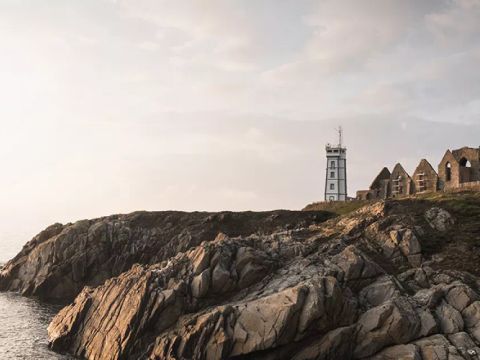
[303,200,372,216]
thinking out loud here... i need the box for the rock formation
[0,210,331,302]
[43,194,480,359]
[5,193,480,359]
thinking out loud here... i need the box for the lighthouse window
[330,184,335,190]
[330,171,335,178]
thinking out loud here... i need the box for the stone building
[356,146,480,200]
[390,163,413,198]
[356,164,414,200]
[412,159,438,194]
[438,147,480,190]
[356,167,390,200]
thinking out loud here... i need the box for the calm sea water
[0,236,74,359]
[0,292,73,359]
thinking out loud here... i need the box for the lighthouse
[325,127,347,201]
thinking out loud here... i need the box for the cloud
[115,0,260,72]
[0,1,479,259]
[256,0,480,121]
[303,1,413,70]
[426,0,480,48]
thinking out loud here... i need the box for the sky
[0,0,480,260]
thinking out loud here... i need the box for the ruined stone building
[438,147,480,190]
[356,146,480,200]
[356,167,391,200]
[390,163,414,197]
[412,159,438,193]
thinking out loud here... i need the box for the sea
[0,241,73,359]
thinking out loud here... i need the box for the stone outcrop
[424,207,455,232]
[43,197,480,359]
[4,193,480,359]
[0,210,331,302]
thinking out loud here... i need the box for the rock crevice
[5,196,480,360]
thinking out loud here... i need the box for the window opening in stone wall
[460,158,472,167]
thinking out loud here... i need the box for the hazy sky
[1,0,480,259]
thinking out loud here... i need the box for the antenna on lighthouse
[337,126,343,148]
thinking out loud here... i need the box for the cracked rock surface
[47,196,480,359]
[7,193,480,359]
[0,210,330,302]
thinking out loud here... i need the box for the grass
[304,191,480,276]
[302,200,372,216]
[304,190,480,219]
[411,191,480,231]
[389,191,480,276]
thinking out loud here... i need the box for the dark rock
[4,197,480,359]
[0,210,330,302]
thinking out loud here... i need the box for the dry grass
[303,200,372,216]
[304,191,480,276]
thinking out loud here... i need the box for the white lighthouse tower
[325,127,347,201]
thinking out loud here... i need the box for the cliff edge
[45,192,480,359]
[0,210,332,302]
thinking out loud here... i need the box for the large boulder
[354,298,421,358]
[424,207,454,232]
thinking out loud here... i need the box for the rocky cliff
[0,210,332,302]
[4,193,480,359]
[43,193,480,359]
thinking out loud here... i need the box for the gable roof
[414,159,438,176]
[391,163,411,179]
[369,167,391,190]
[439,149,459,166]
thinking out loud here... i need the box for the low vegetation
[306,191,480,277]
[302,199,372,215]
